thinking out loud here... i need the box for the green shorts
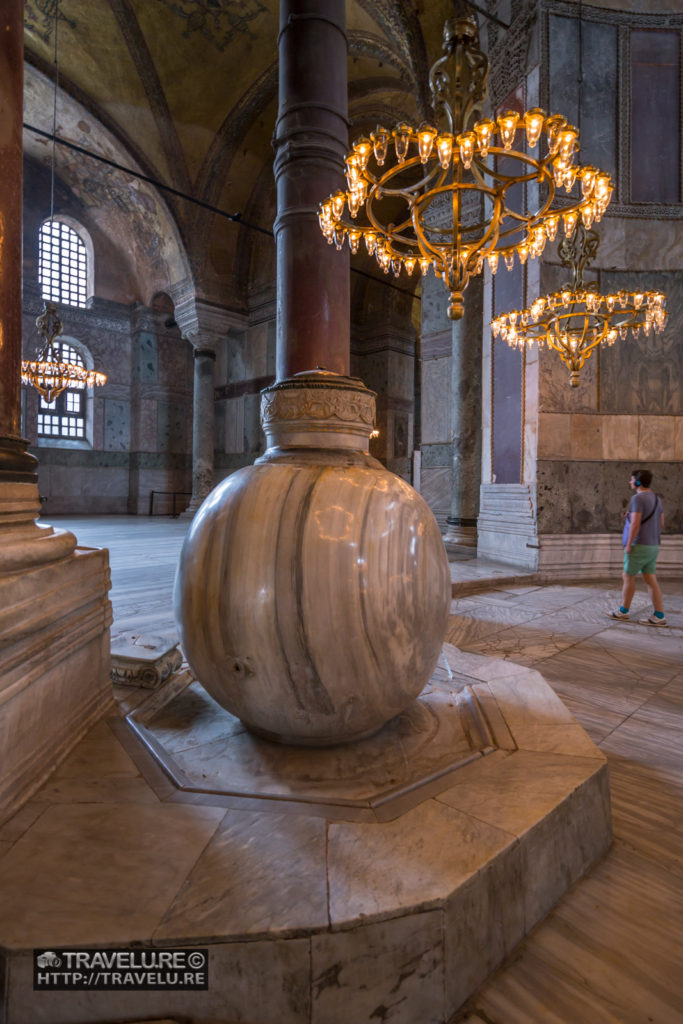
[624,544,659,575]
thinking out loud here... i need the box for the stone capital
[169,283,248,347]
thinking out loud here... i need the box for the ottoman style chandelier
[22,303,106,402]
[21,0,106,402]
[492,223,667,387]
[317,5,614,319]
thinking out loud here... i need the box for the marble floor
[3,515,683,1022]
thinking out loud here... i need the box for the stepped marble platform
[0,640,610,1024]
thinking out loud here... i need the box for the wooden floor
[52,517,683,1023]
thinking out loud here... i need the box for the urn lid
[260,370,376,451]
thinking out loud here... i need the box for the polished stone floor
[4,515,683,1023]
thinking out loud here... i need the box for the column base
[443,518,477,554]
[0,481,77,572]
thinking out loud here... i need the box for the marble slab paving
[0,802,226,948]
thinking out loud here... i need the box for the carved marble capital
[261,371,376,451]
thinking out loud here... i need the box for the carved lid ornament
[261,371,376,449]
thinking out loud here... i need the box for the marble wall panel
[638,416,676,462]
[227,323,270,382]
[420,466,452,515]
[537,413,571,460]
[675,418,683,459]
[570,414,603,460]
[537,459,683,534]
[421,356,452,444]
[158,334,193,388]
[602,415,639,461]
[157,400,189,455]
[132,331,157,384]
[387,349,415,398]
[422,272,452,335]
[103,399,131,452]
[244,392,265,454]
[311,911,445,1024]
[130,397,157,452]
[222,396,245,455]
[538,342,599,414]
[599,270,683,416]
[357,350,391,395]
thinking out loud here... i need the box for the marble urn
[174,371,450,745]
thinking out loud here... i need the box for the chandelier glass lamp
[21,303,106,402]
[317,6,614,320]
[491,223,667,387]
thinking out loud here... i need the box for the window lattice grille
[39,220,88,308]
[37,342,86,439]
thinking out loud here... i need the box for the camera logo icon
[36,952,62,968]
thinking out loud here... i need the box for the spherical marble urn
[174,372,450,746]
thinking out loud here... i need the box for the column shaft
[273,0,350,380]
[446,276,483,548]
[0,0,37,480]
[186,348,216,513]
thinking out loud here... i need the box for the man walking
[610,468,666,626]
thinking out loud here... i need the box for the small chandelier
[22,302,106,402]
[318,8,614,320]
[21,0,106,405]
[492,223,667,387]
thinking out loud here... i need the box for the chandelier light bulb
[392,123,413,163]
[457,131,476,169]
[353,137,372,173]
[524,109,546,148]
[435,132,454,169]
[417,125,437,163]
[497,110,520,150]
[370,127,389,166]
[474,119,496,156]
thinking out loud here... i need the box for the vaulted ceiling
[23,0,461,306]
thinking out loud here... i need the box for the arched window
[37,340,87,440]
[39,219,89,308]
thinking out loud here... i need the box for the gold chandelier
[318,8,614,320]
[492,223,667,387]
[22,303,106,402]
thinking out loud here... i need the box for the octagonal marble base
[0,646,611,1024]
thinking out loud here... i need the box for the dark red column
[0,0,36,481]
[273,0,350,380]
